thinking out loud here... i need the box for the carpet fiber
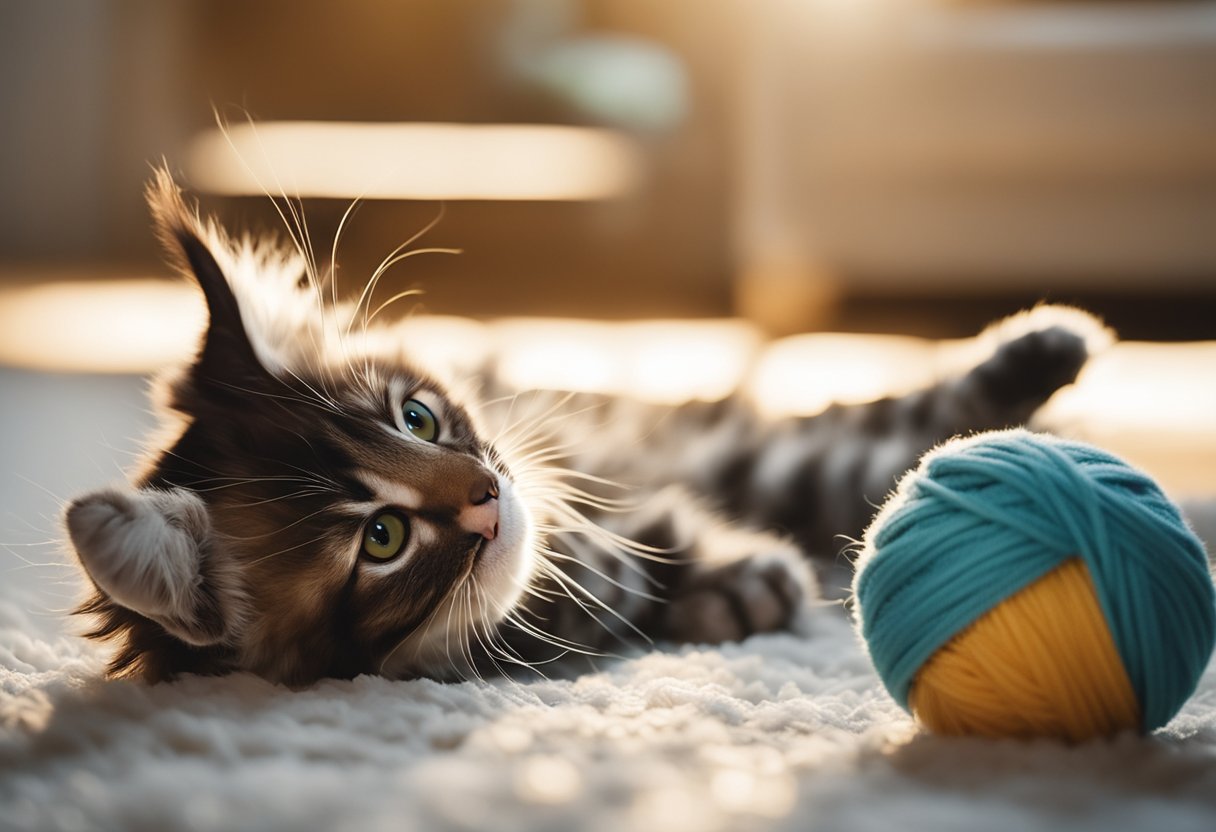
[3,585,1216,831]
[2,331,1216,832]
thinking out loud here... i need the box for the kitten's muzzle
[459,473,500,540]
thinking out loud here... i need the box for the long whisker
[536,560,652,646]
[244,530,338,566]
[460,584,485,682]
[211,379,342,416]
[346,203,448,337]
[540,548,663,601]
[365,288,426,328]
[488,391,583,450]
[186,477,336,496]
[330,197,364,306]
[211,109,340,389]
[501,609,610,658]
[469,579,564,679]
[328,195,369,380]
[354,247,462,339]
[240,115,320,288]
[543,504,686,561]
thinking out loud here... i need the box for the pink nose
[459,475,499,540]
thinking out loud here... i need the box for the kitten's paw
[64,486,237,646]
[971,307,1112,416]
[65,487,210,618]
[664,547,813,644]
[978,326,1088,408]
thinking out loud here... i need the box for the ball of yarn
[852,429,1215,741]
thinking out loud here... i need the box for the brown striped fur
[63,171,1107,684]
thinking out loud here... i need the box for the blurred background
[2,0,1216,625]
[2,0,1215,341]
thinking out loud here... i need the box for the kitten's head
[65,170,535,684]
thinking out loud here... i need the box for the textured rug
[3,564,1215,832]
[2,329,1216,832]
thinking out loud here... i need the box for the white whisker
[346,204,448,339]
[536,561,652,646]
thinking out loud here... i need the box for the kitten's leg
[493,488,814,666]
[481,309,1105,665]
[605,489,815,645]
[714,313,1105,564]
[65,486,243,651]
[658,530,811,645]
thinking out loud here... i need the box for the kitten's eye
[402,398,439,442]
[362,511,409,561]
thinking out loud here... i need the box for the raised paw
[664,548,813,644]
[66,488,214,612]
[64,486,234,646]
[970,307,1111,418]
[977,325,1091,411]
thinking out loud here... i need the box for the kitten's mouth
[465,478,533,611]
[472,535,491,563]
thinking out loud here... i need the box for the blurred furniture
[735,0,1216,333]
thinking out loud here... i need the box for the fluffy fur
[62,169,1107,685]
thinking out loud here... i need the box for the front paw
[65,487,211,619]
[664,548,813,644]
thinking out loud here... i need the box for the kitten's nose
[459,473,499,540]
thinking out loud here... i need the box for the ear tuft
[146,164,206,270]
[145,166,268,386]
[65,487,241,647]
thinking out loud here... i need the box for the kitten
[62,170,1104,685]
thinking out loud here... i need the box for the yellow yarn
[909,558,1140,742]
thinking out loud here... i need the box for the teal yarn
[852,429,1216,732]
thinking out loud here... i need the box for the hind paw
[973,309,1109,415]
[664,547,812,644]
[994,326,1088,397]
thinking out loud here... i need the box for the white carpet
[3,572,1216,831]
[3,337,1216,832]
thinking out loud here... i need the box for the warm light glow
[749,333,934,418]
[1039,343,1216,435]
[709,767,797,818]
[0,280,204,373]
[0,283,757,393]
[187,122,643,200]
[514,755,582,804]
[391,315,494,382]
[626,321,759,404]
[630,787,717,832]
[1036,343,1216,497]
[495,320,621,394]
[493,318,759,404]
[2,280,1212,498]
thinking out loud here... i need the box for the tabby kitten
[63,170,1103,685]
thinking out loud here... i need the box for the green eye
[362,511,408,560]
[402,398,438,442]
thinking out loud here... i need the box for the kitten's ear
[146,167,268,386]
[65,487,244,647]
